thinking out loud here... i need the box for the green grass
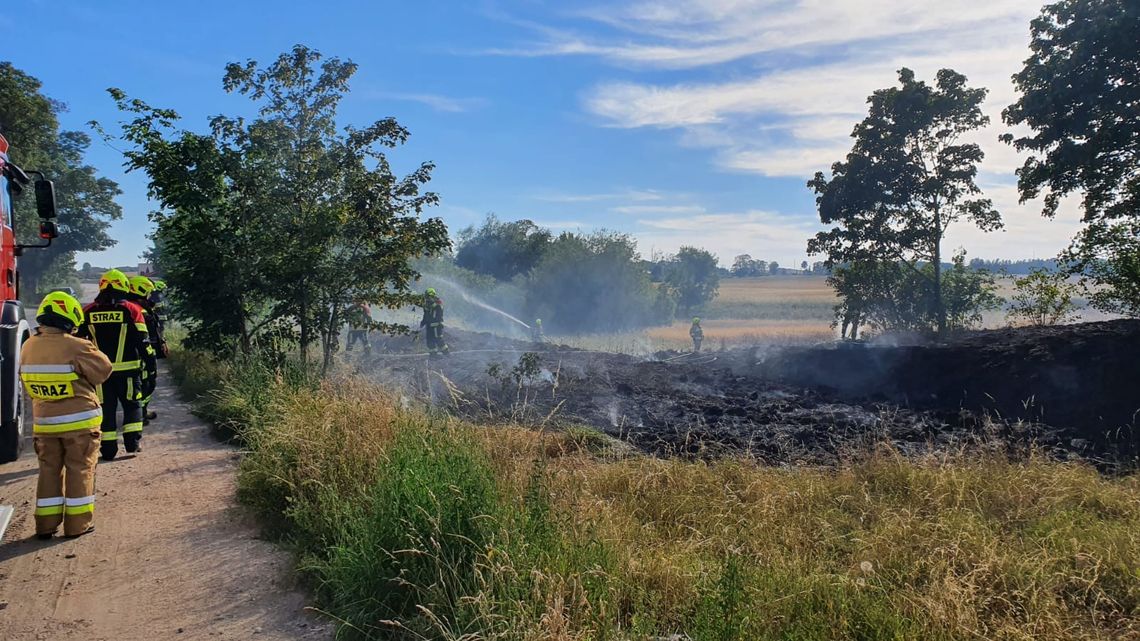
[177,351,1140,640]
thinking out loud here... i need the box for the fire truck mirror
[38,220,59,240]
[34,179,57,219]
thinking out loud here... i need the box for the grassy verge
[171,350,1140,641]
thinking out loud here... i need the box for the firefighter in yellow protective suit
[690,317,704,353]
[21,291,113,539]
[78,270,151,461]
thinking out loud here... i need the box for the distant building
[137,262,155,276]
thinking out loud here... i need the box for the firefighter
[420,288,449,356]
[531,319,544,344]
[344,300,372,354]
[690,317,704,353]
[129,276,163,424]
[149,279,169,354]
[78,269,150,460]
[21,291,113,539]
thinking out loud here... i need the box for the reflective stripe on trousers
[34,496,65,516]
[65,495,95,515]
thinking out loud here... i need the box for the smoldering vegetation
[411,216,716,337]
[354,319,1140,470]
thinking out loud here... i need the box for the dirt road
[0,363,331,641]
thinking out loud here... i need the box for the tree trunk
[321,308,339,375]
[299,290,310,365]
[239,314,252,355]
[933,231,946,335]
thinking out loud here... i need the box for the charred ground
[360,320,1140,468]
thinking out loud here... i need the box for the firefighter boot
[100,433,118,461]
[122,374,145,453]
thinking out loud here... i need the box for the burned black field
[361,320,1140,468]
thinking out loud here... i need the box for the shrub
[1007,267,1081,326]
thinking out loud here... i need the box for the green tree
[455,215,552,281]
[1002,0,1140,317]
[730,254,758,277]
[0,62,122,298]
[828,262,882,339]
[664,246,720,313]
[1007,268,1081,326]
[829,256,1000,337]
[1065,222,1140,318]
[940,254,1003,330]
[100,98,277,353]
[808,68,1001,334]
[526,231,674,333]
[104,46,449,365]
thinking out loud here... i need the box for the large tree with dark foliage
[808,68,1001,334]
[664,246,720,313]
[104,46,449,367]
[0,62,122,298]
[1002,0,1140,317]
[455,215,551,281]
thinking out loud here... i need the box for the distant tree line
[967,258,1057,274]
[451,215,721,333]
[726,255,828,277]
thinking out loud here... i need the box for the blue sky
[4,0,1080,268]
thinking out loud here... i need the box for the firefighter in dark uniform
[129,276,163,424]
[345,300,372,354]
[78,269,151,460]
[149,279,169,357]
[420,288,449,356]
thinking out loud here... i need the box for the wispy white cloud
[490,0,1063,258]
[490,0,1033,70]
[612,204,705,215]
[718,146,848,178]
[943,185,1083,260]
[634,209,823,265]
[541,220,590,230]
[582,40,1032,178]
[369,91,487,113]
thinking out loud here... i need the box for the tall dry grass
[173,351,1140,640]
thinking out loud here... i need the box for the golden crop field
[551,274,1115,355]
[716,275,838,304]
[551,276,838,353]
[648,318,835,349]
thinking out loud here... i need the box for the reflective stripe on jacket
[420,297,444,328]
[20,328,114,435]
[78,299,149,372]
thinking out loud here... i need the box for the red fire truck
[0,133,60,462]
